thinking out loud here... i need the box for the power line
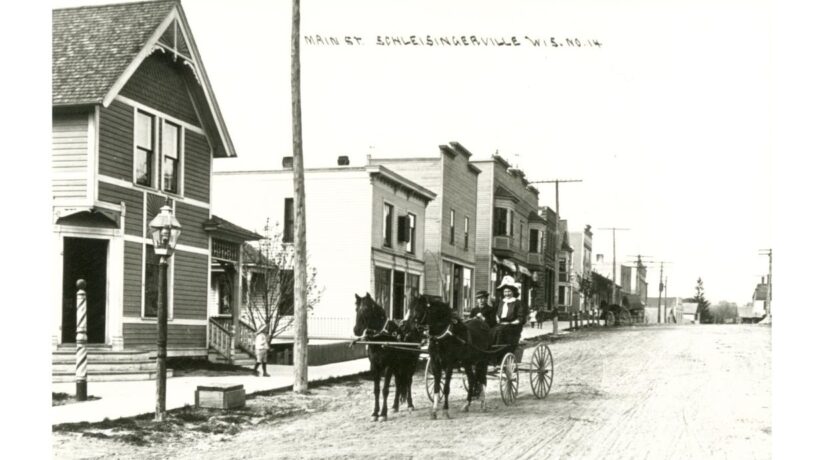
[529,179,583,335]
[598,227,629,304]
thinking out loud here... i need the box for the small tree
[242,220,322,345]
[687,277,712,323]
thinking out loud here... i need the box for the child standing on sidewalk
[253,325,270,377]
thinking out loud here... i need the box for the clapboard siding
[123,241,143,317]
[98,181,144,237]
[123,323,206,349]
[440,152,478,263]
[120,53,200,127]
[174,201,209,249]
[473,161,495,293]
[184,130,210,203]
[99,99,135,181]
[173,251,208,319]
[52,112,89,201]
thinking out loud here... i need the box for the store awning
[500,258,517,272]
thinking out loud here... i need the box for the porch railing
[208,317,233,360]
[235,319,256,357]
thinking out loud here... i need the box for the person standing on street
[253,325,270,377]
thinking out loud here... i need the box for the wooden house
[368,142,480,315]
[471,154,546,309]
[212,158,436,339]
[52,1,259,375]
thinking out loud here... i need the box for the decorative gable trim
[102,9,176,109]
[101,4,235,158]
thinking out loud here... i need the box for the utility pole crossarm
[529,178,582,334]
[598,227,630,305]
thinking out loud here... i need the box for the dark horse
[410,294,493,419]
[353,293,421,421]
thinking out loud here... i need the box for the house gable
[53,1,234,158]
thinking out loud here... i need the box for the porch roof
[203,215,262,243]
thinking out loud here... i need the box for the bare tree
[242,220,322,346]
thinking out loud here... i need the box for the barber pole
[75,279,88,401]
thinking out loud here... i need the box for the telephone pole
[530,179,582,335]
[290,0,309,393]
[758,249,772,317]
[624,255,653,309]
[649,261,673,324]
[598,227,629,304]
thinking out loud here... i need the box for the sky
[50,0,772,305]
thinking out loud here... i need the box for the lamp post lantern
[147,203,181,422]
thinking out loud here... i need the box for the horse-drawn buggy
[423,337,554,407]
[352,290,555,421]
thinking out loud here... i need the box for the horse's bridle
[358,317,392,340]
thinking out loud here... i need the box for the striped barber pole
[76,279,88,401]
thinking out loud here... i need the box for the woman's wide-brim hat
[496,275,520,298]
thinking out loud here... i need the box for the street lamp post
[148,204,181,422]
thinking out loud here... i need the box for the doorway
[62,238,108,344]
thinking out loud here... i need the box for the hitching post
[76,279,88,401]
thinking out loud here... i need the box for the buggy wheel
[606,311,616,327]
[529,344,554,399]
[499,353,519,406]
[424,357,435,402]
[619,309,632,325]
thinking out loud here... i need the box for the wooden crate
[195,384,245,409]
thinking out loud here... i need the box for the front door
[62,238,108,344]
[452,264,462,312]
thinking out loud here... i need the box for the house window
[449,209,455,245]
[393,270,405,320]
[143,244,170,318]
[405,273,420,318]
[134,109,184,194]
[406,213,416,254]
[509,210,514,236]
[519,220,525,249]
[493,207,508,236]
[374,266,392,317]
[559,285,569,307]
[383,203,394,247]
[529,229,539,253]
[135,111,154,187]
[283,198,294,243]
[462,267,473,314]
[161,121,180,193]
[218,275,232,315]
[464,216,469,250]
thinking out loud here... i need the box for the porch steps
[51,347,174,383]
[207,349,256,367]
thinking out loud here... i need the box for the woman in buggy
[490,276,528,362]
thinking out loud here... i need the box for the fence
[276,315,354,340]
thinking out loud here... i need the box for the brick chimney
[282,156,293,169]
[337,155,350,166]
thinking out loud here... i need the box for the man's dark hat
[475,290,490,299]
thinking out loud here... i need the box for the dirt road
[54,325,771,459]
